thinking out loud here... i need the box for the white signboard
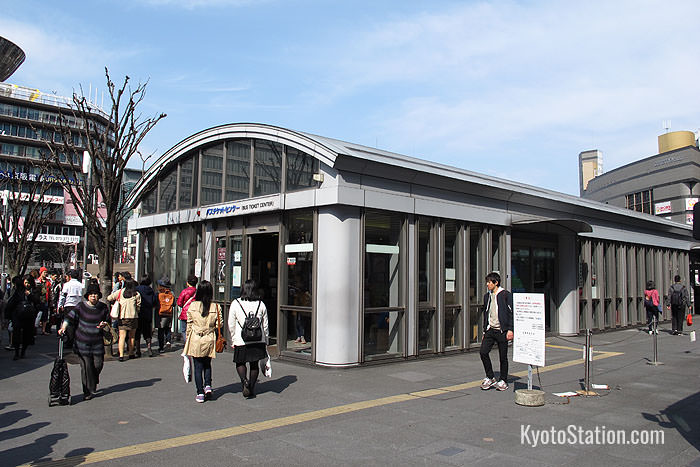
[655,201,672,215]
[513,293,546,367]
[194,258,202,278]
[686,198,698,211]
[200,195,280,219]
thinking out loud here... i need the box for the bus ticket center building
[127,123,694,367]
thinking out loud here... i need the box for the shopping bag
[261,351,272,378]
[181,352,191,383]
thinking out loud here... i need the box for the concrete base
[576,390,599,396]
[514,389,545,407]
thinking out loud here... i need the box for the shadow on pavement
[213,375,298,399]
[256,375,297,395]
[0,409,31,429]
[100,378,162,396]
[642,390,700,451]
[0,422,51,443]
[0,433,69,466]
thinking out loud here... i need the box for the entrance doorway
[249,233,279,345]
[511,243,557,332]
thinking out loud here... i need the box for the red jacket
[177,286,196,320]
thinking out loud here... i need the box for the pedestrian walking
[228,279,269,399]
[183,280,221,403]
[58,283,110,400]
[177,274,198,343]
[645,280,660,335]
[667,275,690,335]
[6,275,39,360]
[135,275,157,357]
[58,270,83,320]
[156,277,175,352]
[107,279,141,362]
[479,272,514,392]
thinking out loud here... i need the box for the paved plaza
[1,325,700,466]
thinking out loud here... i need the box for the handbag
[101,323,115,345]
[110,290,122,320]
[215,305,226,353]
[687,313,693,327]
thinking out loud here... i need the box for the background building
[581,131,700,225]
[0,81,111,271]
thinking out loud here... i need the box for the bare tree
[0,158,63,277]
[43,68,166,297]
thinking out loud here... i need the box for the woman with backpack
[6,275,39,360]
[228,279,269,399]
[107,279,141,361]
[183,280,221,403]
[644,280,661,335]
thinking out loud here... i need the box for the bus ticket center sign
[513,293,546,367]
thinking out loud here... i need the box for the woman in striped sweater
[59,283,110,401]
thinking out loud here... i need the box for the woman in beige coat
[182,280,221,403]
[107,279,141,362]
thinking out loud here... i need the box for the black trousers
[671,305,685,333]
[480,328,509,382]
[77,352,104,396]
[646,306,660,331]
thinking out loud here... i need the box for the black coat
[481,289,514,333]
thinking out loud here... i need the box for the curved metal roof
[127,123,340,206]
[128,122,692,237]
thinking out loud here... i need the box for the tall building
[578,149,603,196]
[581,131,700,225]
[0,82,111,270]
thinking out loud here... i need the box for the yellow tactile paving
[23,349,624,467]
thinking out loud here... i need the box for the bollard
[647,315,664,366]
[577,329,597,396]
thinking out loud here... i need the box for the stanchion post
[648,315,664,366]
[584,329,591,392]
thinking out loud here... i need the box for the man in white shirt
[58,270,83,315]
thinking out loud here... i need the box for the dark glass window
[142,187,157,214]
[179,152,195,209]
[200,143,224,205]
[254,140,281,197]
[159,165,177,212]
[286,147,317,192]
[225,139,250,201]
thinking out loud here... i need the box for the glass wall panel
[201,144,224,206]
[179,152,196,209]
[492,230,500,274]
[469,226,483,343]
[282,210,314,356]
[364,210,404,358]
[444,220,462,349]
[417,219,434,352]
[214,235,227,303]
[159,165,177,212]
[253,140,282,197]
[225,139,250,201]
[286,146,317,192]
[142,188,157,215]
[365,211,402,308]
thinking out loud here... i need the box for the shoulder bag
[110,290,122,320]
[215,304,226,353]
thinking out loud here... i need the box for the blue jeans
[192,356,212,395]
[180,319,187,343]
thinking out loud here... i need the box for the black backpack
[236,300,262,342]
[670,284,685,306]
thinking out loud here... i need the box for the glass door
[247,233,279,346]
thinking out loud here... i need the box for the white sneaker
[480,377,496,390]
[495,380,508,391]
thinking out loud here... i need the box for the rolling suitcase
[48,336,70,406]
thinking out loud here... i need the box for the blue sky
[2,0,700,195]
